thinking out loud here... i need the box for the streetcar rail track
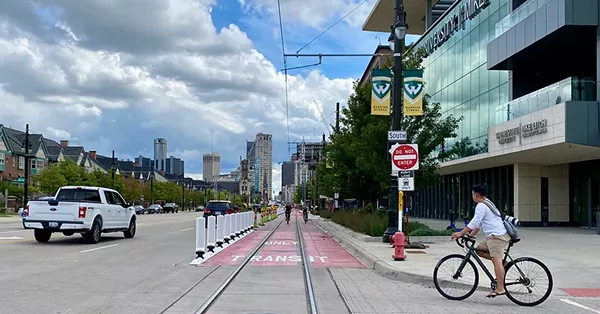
[193,215,284,314]
[297,211,319,314]
[163,210,319,314]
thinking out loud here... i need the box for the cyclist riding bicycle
[285,204,292,221]
[451,184,510,299]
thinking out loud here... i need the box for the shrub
[409,228,453,237]
[319,211,333,219]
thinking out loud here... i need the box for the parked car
[203,200,234,218]
[133,205,146,215]
[195,205,204,212]
[163,203,178,213]
[23,186,136,244]
[148,204,163,214]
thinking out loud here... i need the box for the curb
[313,218,493,293]
[312,218,435,287]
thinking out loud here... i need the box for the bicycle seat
[510,238,521,244]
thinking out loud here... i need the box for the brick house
[0,125,49,182]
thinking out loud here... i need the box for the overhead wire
[276,0,291,154]
[296,0,369,54]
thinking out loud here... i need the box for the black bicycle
[303,208,308,223]
[433,235,553,307]
[285,211,290,224]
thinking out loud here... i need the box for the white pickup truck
[23,186,137,244]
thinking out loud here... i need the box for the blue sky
[0,0,421,192]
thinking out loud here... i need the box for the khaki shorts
[480,234,511,258]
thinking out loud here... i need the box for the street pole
[383,0,407,243]
[181,181,185,210]
[335,102,340,133]
[150,173,154,204]
[111,150,115,185]
[23,124,30,207]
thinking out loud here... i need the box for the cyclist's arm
[454,204,485,238]
[468,227,480,237]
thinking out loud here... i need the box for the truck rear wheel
[83,218,102,244]
[34,230,52,243]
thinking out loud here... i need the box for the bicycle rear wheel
[504,257,553,306]
[433,254,479,301]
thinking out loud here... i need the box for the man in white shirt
[451,184,510,298]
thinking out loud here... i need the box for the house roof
[0,125,47,157]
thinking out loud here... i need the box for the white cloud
[272,163,282,195]
[0,0,357,177]
[240,0,376,30]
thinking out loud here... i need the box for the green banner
[370,69,391,116]
[403,69,424,116]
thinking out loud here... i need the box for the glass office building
[364,0,600,227]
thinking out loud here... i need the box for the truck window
[111,192,125,206]
[104,191,116,204]
[56,189,101,203]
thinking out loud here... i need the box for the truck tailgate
[28,201,81,222]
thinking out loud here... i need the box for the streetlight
[383,0,408,243]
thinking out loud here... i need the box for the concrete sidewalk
[311,215,600,296]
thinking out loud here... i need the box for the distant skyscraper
[203,153,220,182]
[254,133,272,200]
[154,138,167,171]
[166,156,185,176]
[246,141,256,166]
[281,161,295,187]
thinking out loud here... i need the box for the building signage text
[423,0,490,56]
[495,119,548,144]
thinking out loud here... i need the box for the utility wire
[296,0,368,54]
[277,0,291,154]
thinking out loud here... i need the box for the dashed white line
[181,227,193,231]
[561,299,600,313]
[79,244,119,253]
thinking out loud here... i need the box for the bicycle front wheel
[504,257,553,307]
[433,254,479,301]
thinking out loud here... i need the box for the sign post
[398,191,403,232]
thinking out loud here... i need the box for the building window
[31,160,36,169]
[18,156,24,170]
[0,153,4,165]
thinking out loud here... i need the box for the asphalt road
[0,212,598,314]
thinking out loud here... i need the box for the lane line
[181,227,193,231]
[79,244,119,253]
[0,236,24,240]
[561,299,600,313]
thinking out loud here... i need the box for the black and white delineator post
[229,213,237,241]
[216,215,225,248]
[235,213,241,237]
[195,217,206,258]
[207,215,216,253]
[224,214,232,243]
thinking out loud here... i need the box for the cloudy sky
[0,0,419,194]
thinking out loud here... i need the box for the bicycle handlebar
[455,235,476,248]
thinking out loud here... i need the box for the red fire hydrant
[391,231,406,261]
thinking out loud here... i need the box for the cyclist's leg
[475,241,491,260]
[486,236,510,295]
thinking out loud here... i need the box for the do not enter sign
[389,143,419,171]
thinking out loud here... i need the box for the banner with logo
[403,69,425,116]
[370,69,392,116]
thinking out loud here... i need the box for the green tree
[317,46,462,204]
[34,164,68,195]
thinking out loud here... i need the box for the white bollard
[246,212,251,231]
[223,214,231,244]
[216,215,225,247]
[207,215,216,252]
[241,212,247,233]
[230,213,237,240]
[235,213,241,236]
[195,217,206,258]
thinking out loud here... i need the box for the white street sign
[388,131,407,142]
[389,143,419,172]
[398,177,414,191]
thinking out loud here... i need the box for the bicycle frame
[454,241,527,288]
